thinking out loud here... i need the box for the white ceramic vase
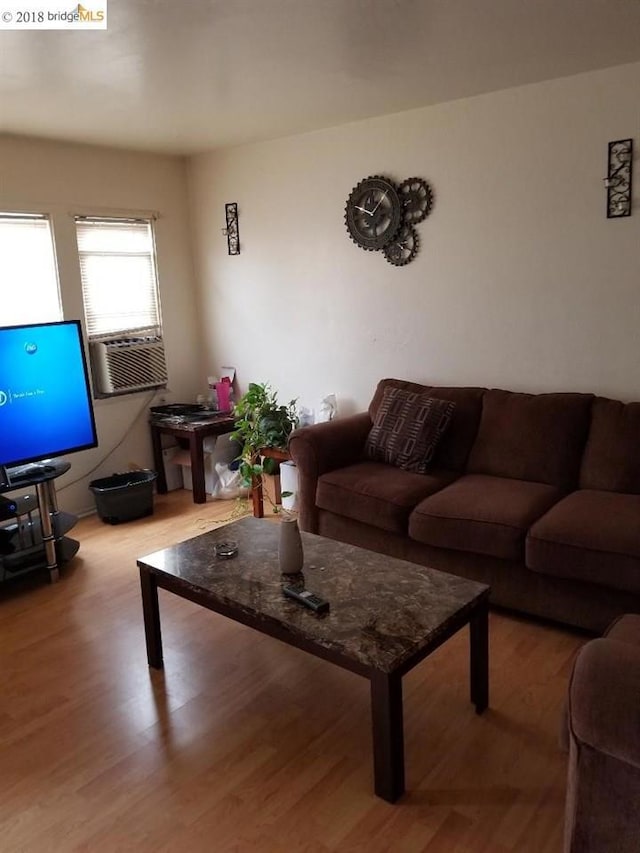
[279,516,304,576]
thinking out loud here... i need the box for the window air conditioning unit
[90,336,168,395]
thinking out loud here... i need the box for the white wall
[0,136,201,514]
[188,62,640,418]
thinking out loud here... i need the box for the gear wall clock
[344,174,433,266]
[344,176,403,251]
[383,224,420,266]
[398,177,433,224]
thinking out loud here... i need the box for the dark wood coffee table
[137,517,490,802]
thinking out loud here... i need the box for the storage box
[176,452,216,494]
[176,434,240,497]
[162,446,183,491]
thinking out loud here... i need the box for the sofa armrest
[568,638,640,770]
[288,412,372,533]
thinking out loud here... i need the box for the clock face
[383,224,419,266]
[398,177,433,224]
[344,176,403,251]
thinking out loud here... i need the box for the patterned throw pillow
[365,388,455,473]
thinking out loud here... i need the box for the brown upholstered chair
[564,614,640,852]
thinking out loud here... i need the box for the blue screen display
[0,321,98,467]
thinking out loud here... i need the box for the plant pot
[279,516,304,576]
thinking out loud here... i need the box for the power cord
[56,390,158,493]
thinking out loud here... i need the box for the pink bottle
[215,380,231,411]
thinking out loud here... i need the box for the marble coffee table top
[138,516,489,673]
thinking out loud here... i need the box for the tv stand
[0,460,76,584]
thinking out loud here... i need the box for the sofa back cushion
[580,397,640,493]
[467,389,593,488]
[369,379,485,471]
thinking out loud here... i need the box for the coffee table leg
[140,567,164,669]
[470,600,489,713]
[370,669,404,802]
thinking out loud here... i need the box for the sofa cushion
[606,614,640,646]
[316,461,458,535]
[409,473,562,560]
[369,379,485,471]
[467,389,593,488]
[526,490,640,594]
[580,397,640,493]
[365,387,455,473]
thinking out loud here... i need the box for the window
[0,213,62,326]
[75,217,162,339]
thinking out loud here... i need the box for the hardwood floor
[0,490,586,852]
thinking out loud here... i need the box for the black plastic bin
[89,470,157,524]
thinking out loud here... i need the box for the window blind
[0,213,62,326]
[75,217,162,339]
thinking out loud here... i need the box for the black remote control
[283,586,330,615]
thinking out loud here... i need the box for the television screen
[0,320,98,471]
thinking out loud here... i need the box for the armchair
[564,614,640,852]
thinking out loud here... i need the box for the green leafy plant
[231,382,298,508]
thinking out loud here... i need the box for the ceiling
[2,0,640,155]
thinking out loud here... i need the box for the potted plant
[231,382,298,507]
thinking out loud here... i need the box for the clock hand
[369,191,387,216]
[354,205,374,215]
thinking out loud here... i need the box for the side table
[150,414,236,504]
[252,447,291,518]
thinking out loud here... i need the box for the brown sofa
[288,378,640,632]
[564,614,640,851]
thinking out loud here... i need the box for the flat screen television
[0,320,98,487]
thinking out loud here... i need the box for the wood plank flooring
[0,490,587,852]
